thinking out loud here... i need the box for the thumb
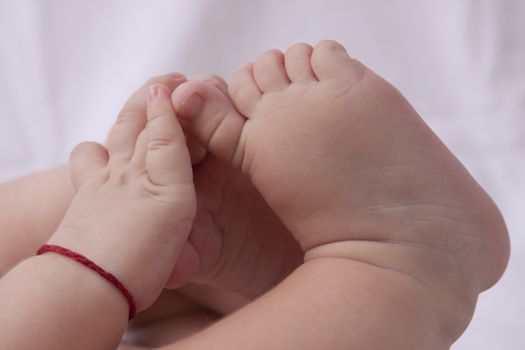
[69,142,109,190]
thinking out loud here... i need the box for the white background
[0,1,523,348]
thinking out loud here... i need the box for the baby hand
[49,79,196,312]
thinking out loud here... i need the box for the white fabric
[0,0,523,348]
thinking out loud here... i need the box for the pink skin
[167,40,509,338]
[166,77,303,299]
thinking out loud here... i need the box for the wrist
[32,253,130,321]
[0,254,128,349]
[37,244,137,319]
[47,224,183,311]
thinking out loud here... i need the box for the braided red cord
[36,244,136,320]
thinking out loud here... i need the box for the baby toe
[310,40,363,82]
[253,49,291,93]
[228,62,262,117]
[284,43,316,83]
[172,81,247,168]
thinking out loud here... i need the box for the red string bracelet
[36,244,136,320]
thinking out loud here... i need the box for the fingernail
[180,94,204,120]
[148,85,159,101]
[148,84,169,102]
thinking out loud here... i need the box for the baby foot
[50,80,196,311]
[166,75,303,298]
[172,40,509,338]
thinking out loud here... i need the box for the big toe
[310,40,364,82]
[172,81,247,168]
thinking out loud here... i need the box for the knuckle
[147,138,175,151]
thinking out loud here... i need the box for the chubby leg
[162,257,456,350]
[171,40,510,347]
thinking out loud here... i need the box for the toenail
[180,94,204,120]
